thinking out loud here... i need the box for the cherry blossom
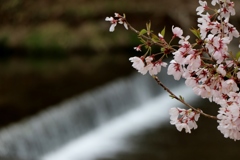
[196,1,208,15]
[193,85,212,99]
[129,56,167,76]
[169,108,200,133]
[148,61,167,76]
[216,64,226,76]
[217,0,236,21]
[222,79,239,94]
[184,50,201,71]
[197,13,211,39]
[217,103,240,141]
[146,56,167,76]
[158,33,163,39]
[129,56,148,75]
[211,0,218,6]
[106,0,240,140]
[185,76,200,88]
[167,60,184,80]
[134,45,142,51]
[226,22,239,40]
[105,17,118,32]
[118,19,128,30]
[105,13,128,32]
[172,26,183,38]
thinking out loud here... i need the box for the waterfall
[41,84,196,160]
[0,72,196,160]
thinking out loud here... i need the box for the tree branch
[152,75,218,120]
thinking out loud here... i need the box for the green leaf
[190,28,201,39]
[151,34,159,43]
[179,95,184,101]
[160,27,166,38]
[146,21,151,36]
[139,37,146,44]
[225,72,232,79]
[139,29,147,36]
[146,21,151,30]
[236,51,240,60]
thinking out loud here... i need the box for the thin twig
[152,75,218,120]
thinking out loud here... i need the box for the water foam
[41,85,197,160]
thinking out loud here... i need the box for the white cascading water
[0,72,198,160]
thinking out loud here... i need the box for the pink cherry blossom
[196,1,208,15]
[129,56,148,75]
[228,92,240,102]
[184,50,201,71]
[105,17,118,32]
[226,22,239,40]
[114,13,128,30]
[144,56,167,76]
[169,107,179,122]
[169,108,200,133]
[197,13,211,39]
[211,0,218,6]
[158,33,163,39]
[217,103,240,141]
[167,60,184,80]
[133,45,142,51]
[145,56,153,64]
[222,79,239,94]
[216,64,226,76]
[172,26,183,38]
[217,1,236,21]
[185,77,199,88]
[148,61,167,76]
[193,85,212,99]
[114,13,121,18]
[129,56,167,76]
[105,13,129,32]
[118,19,128,30]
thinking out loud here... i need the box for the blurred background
[0,0,240,160]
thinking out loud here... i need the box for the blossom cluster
[169,108,200,133]
[105,13,128,32]
[129,56,167,76]
[105,0,240,140]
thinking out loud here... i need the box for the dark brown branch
[152,75,218,120]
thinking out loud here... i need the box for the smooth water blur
[0,74,161,159]
[41,84,196,160]
[0,73,240,160]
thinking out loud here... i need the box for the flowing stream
[0,73,198,160]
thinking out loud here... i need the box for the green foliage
[179,95,184,101]
[190,28,201,39]
[160,27,166,38]
[151,34,159,43]
[236,51,240,60]
[146,21,152,36]
[139,29,147,36]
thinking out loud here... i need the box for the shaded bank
[0,54,132,127]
